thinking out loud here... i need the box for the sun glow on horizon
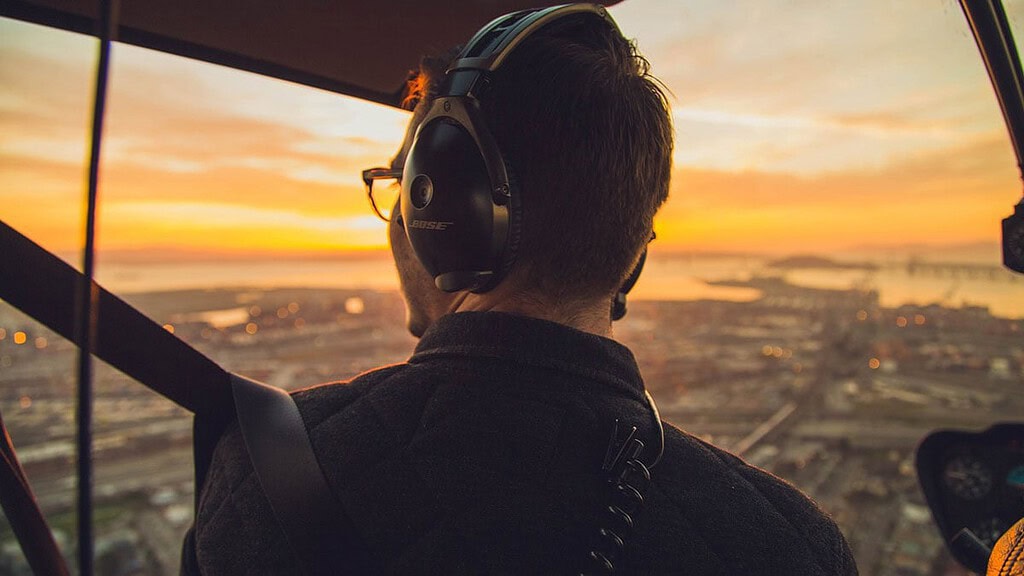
[2,0,1021,267]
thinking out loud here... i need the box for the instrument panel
[917,423,1024,568]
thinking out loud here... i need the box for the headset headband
[450,4,620,77]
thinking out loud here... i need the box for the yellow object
[989,517,1024,576]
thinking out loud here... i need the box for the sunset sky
[1,0,1022,263]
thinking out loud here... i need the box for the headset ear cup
[498,160,522,283]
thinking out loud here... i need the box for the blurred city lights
[345,297,365,315]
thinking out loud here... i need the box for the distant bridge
[903,260,1021,282]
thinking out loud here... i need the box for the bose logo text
[410,220,453,231]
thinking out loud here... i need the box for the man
[186,5,857,574]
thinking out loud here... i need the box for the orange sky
[1,0,1021,263]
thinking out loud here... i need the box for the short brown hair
[407,14,673,303]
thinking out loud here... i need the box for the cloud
[1,28,410,193]
[0,30,408,239]
[616,0,1004,175]
[671,104,982,174]
[658,133,1018,252]
[105,200,384,231]
[3,3,1017,259]
[0,49,95,169]
[621,0,984,109]
[100,200,388,252]
[676,107,954,139]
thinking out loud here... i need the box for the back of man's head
[408,12,673,307]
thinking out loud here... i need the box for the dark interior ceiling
[0,0,620,108]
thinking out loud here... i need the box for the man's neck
[446,286,614,338]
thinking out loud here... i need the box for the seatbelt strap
[230,374,341,576]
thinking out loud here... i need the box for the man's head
[387,7,673,336]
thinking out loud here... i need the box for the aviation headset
[400,3,648,319]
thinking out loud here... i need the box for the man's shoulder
[636,424,857,575]
[192,365,412,574]
[290,363,412,426]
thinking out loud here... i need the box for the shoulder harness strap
[230,373,340,576]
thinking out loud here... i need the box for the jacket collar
[410,311,646,401]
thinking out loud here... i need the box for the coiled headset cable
[579,390,665,575]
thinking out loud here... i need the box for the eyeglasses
[362,167,403,222]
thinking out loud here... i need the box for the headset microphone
[612,246,649,322]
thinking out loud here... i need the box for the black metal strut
[77,1,119,572]
[958,0,1024,273]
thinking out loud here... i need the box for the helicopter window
[1,21,91,573]
[0,17,418,573]
[2,1,1024,574]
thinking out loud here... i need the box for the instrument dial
[943,455,993,500]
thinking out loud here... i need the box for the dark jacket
[187,311,858,575]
